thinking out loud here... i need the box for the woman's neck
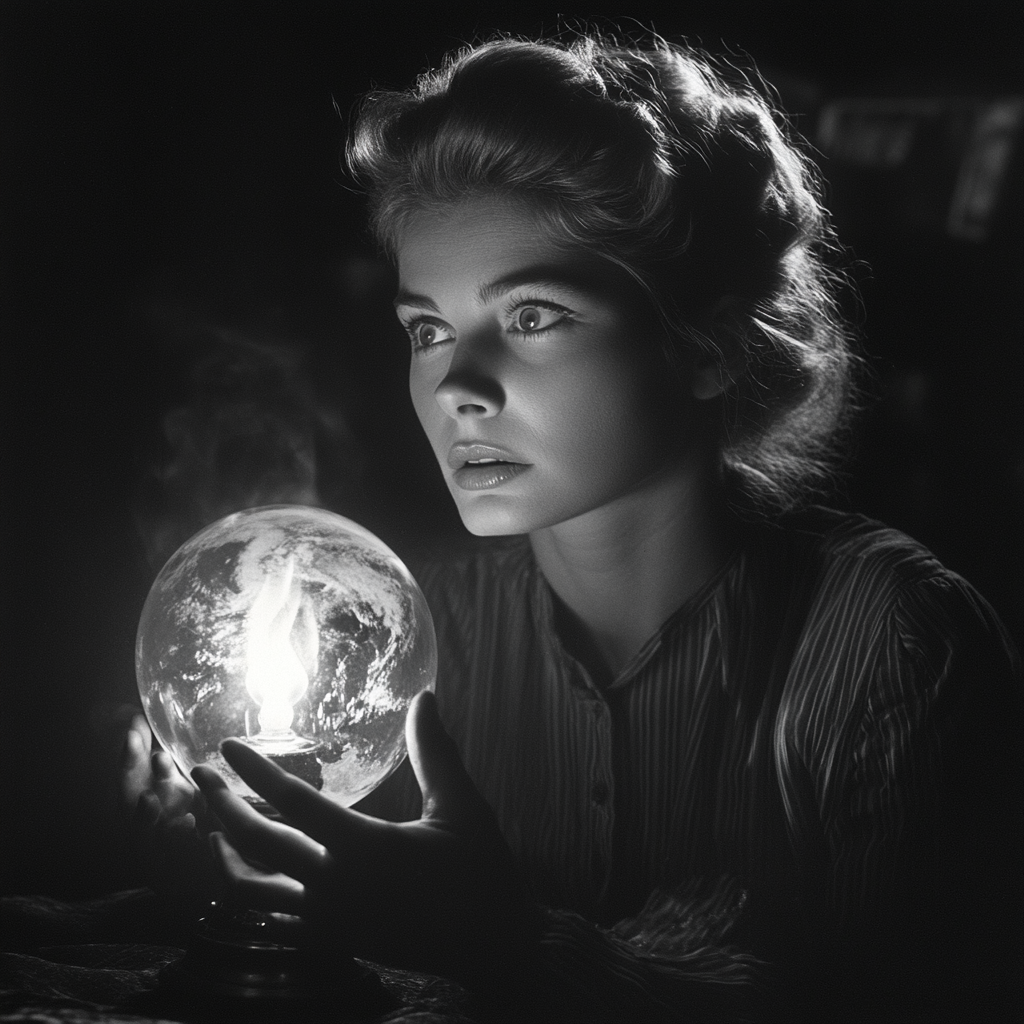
[528,456,732,684]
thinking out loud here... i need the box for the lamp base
[156,902,396,1022]
[239,742,325,817]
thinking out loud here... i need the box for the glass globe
[136,505,436,807]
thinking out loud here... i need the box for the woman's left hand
[191,690,541,985]
[121,714,217,905]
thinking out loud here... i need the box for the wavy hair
[347,34,858,516]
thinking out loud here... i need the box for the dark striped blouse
[365,508,1021,1021]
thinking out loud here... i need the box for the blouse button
[591,780,609,806]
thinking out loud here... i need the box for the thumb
[406,690,480,823]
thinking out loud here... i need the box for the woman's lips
[453,461,529,490]
[448,442,530,491]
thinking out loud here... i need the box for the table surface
[0,890,477,1023]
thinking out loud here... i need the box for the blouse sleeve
[519,878,769,1023]
[819,571,1021,1019]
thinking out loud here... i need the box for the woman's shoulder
[760,506,1018,672]
[776,506,944,578]
[759,510,1019,777]
[762,506,971,610]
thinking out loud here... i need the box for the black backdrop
[2,2,1021,897]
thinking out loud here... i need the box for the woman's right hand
[120,713,216,903]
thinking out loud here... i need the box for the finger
[152,751,194,817]
[166,812,197,835]
[134,789,162,830]
[151,749,180,782]
[192,764,330,886]
[406,690,482,823]
[218,739,372,851]
[208,832,306,915]
[121,716,155,799]
[121,730,148,810]
[131,714,153,758]
[192,788,224,835]
[123,725,146,770]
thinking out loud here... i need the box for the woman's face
[395,197,696,536]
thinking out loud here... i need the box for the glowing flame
[244,555,318,736]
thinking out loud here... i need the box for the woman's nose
[433,340,505,420]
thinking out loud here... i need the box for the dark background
[2,2,1021,897]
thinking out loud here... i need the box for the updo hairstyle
[347,34,856,516]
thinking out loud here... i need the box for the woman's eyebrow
[393,289,439,312]
[393,264,604,312]
[476,265,595,304]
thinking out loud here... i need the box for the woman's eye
[407,320,453,350]
[512,305,565,333]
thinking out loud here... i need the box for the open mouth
[447,443,529,489]
[453,458,528,490]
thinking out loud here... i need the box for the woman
[123,34,1021,1021]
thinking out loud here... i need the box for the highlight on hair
[346,32,858,516]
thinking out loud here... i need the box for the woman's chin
[455,496,533,538]
[459,512,527,538]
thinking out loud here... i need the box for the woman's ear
[690,295,746,401]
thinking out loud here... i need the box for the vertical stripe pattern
[365,507,1019,1019]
